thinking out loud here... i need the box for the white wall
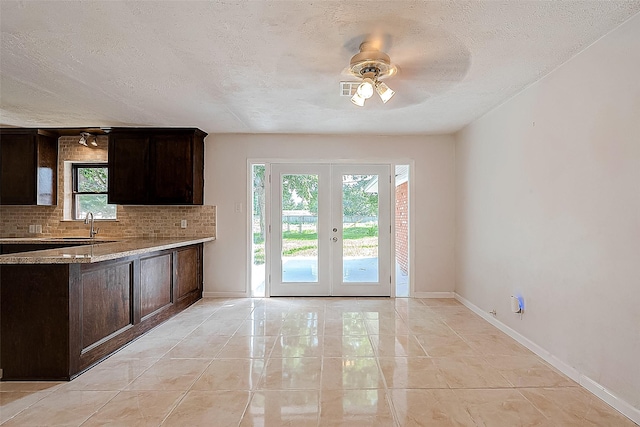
[455,13,640,414]
[204,134,455,297]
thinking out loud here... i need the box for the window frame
[71,163,115,220]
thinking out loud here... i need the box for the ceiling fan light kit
[351,92,366,107]
[356,77,375,99]
[375,81,394,104]
[347,42,397,107]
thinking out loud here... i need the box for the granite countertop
[0,236,215,264]
[0,237,119,244]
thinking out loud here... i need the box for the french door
[270,163,391,296]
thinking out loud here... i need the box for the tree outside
[252,169,379,265]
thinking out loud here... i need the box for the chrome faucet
[84,212,99,238]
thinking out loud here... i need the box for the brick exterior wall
[395,181,408,274]
[0,136,216,238]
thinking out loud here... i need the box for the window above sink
[72,163,116,220]
[63,161,118,222]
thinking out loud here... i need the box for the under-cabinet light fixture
[79,132,98,147]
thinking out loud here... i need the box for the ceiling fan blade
[341,66,356,77]
[393,40,470,73]
[380,83,430,108]
[343,30,394,55]
[363,30,393,52]
[395,60,470,83]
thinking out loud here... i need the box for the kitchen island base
[0,243,203,381]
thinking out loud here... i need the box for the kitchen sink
[50,237,117,243]
[58,237,97,240]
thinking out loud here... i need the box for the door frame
[247,158,415,298]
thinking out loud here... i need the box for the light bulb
[351,92,365,107]
[376,81,395,103]
[78,134,88,146]
[356,78,375,99]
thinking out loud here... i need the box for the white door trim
[247,158,415,298]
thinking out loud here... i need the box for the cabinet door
[151,132,194,204]
[1,133,37,204]
[139,252,173,319]
[35,134,58,205]
[175,245,201,300]
[108,128,205,205]
[108,133,150,204]
[0,131,57,206]
[80,261,133,350]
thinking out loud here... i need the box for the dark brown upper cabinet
[108,128,206,205]
[0,129,58,205]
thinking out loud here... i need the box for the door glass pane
[342,174,379,283]
[281,174,319,283]
[395,164,410,297]
[251,164,266,297]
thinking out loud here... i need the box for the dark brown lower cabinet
[140,252,172,319]
[176,245,200,300]
[0,243,203,381]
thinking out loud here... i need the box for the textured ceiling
[1,1,639,135]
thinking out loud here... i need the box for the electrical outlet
[29,225,35,233]
[234,202,243,213]
[35,225,42,233]
[180,219,187,229]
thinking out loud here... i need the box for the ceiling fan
[345,41,398,107]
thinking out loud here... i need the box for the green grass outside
[253,225,378,263]
[282,245,317,256]
[253,225,377,243]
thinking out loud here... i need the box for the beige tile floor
[1,297,636,426]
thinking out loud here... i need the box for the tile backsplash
[0,136,216,238]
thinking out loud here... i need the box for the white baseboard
[455,293,640,425]
[413,291,455,298]
[202,291,249,298]
[454,293,580,381]
[580,376,640,425]
[203,291,455,299]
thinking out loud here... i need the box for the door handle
[332,237,338,242]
